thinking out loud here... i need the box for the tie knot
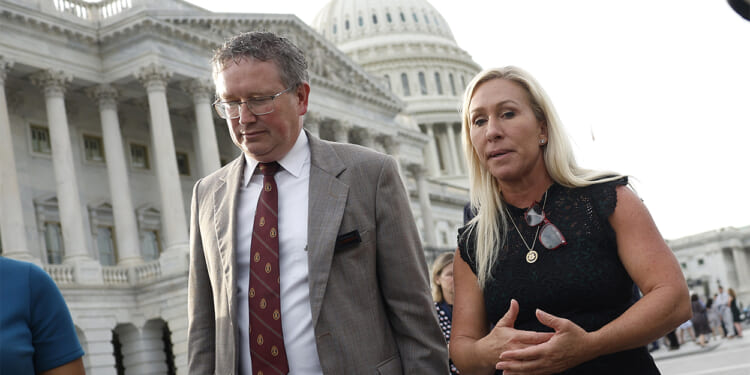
[257,162,280,176]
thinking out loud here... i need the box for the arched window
[333,24,337,34]
[435,72,443,95]
[418,72,428,95]
[413,12,418,22]
[449,73,457,95]
[384,74,392,91]
[345,20,350,30]
[386,13,392,23]
[400,12,406,22]
[401,73,411,96]
[359,16,363,26]
[373,14,378,24]
[424,14,430,24]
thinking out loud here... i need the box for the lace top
[458,177,660,374]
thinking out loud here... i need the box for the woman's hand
[495,309,595,375]
[481,299,554,355]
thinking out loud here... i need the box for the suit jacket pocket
[334,228,372,252]
[376,354,403,375]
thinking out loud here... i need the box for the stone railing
[44,263,75,284]
[45,259,164,286]
[134,260,161,284]
[52,0,134,21]
[102,265,130,286]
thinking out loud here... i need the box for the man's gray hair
[211,31,309,88]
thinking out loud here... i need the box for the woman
[690,294,711,347]
[451,67,691,374]
[728,288,744,338]
[0,256,86,374]
[432,252,460,375]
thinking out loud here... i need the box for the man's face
[214,58,310,163]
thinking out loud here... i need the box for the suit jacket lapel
[213,155,245,327]
[306,133,349,326]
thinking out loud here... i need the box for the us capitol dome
[313,0,482,187]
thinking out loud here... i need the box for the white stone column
[452,123,466,174]
[732,247,750,292]
[436,124,454,175]
[136,64,189,274]
[332,120,351,143]
[445,122,462,175]
[184,79,221,177]
[119,323,167,375]
[0,58,32,260]
[88,85,143,266]
[424,125,441,177]
[304,112,321,138]
[31,70,95,267]
[408,164,437,247]
[380,135,407,185]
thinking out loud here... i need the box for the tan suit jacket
[187,132,448,374]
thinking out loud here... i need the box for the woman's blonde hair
[460,66,624,289]
[431,252,455,302]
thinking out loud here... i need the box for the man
[715,286,734,337]
[187,31,448,375]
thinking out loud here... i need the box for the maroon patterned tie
[249,162,289,375]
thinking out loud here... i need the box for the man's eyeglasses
[525,203,567,250]
[213,85,296,119]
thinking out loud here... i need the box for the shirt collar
[242,130,310,187]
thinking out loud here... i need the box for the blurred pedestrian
[432,252,460,375]
[705,298,725,340]
[690,294,711,347]
[728,288,744,338]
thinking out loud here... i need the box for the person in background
[716,286,734,338]
[690,294,711,347]
[432,252,460,375]
[728,288,744,338]
[187,31,448,375]
[451,66,691,374]
[706,298,725,340]
[0,256,86,374]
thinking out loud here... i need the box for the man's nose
[238,103,257,124]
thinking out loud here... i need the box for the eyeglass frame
[212,85,297,119]
[524,203,567,250]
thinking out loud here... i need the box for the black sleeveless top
[458,178,660,374]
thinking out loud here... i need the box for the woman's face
[436,262,455,304]
[468,78,547,185]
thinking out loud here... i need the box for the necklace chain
[506,191,548,257]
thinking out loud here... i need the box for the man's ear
[296,82,311,116]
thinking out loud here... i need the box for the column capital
[0,57,13,83]
[377,134,400,154]
[181,78,215,103]
[86,84,119,110]
[407,163,428,177]
[31,69,72,98]
[136,63,172,91]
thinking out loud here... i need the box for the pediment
[156,14,402,111]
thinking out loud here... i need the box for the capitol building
[1,0,748,374]
[0,0,478,373]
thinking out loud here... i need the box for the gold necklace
[505,191,547,264]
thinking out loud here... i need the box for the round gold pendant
[526,250,538,264]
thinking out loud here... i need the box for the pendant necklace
[505,191,548,264]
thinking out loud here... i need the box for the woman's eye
[501,111,515,119]
[472,118,487,126]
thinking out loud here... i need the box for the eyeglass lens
[539,222,566,249]
[525,203,566,249]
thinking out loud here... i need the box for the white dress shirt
[236,131,323,375]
